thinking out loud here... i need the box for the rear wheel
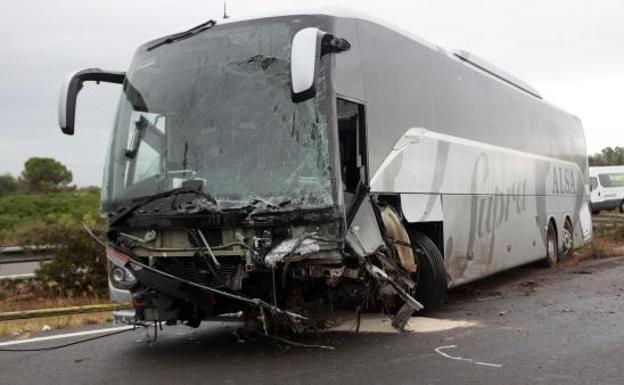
[560,218,574,260]
[544,221,558,267]
[407,231,447,311]
[620,200,624,214]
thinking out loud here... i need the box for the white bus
[589,165,624,213]
[58,9,592,329]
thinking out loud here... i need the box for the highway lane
[0,261,40,278]
[1,256,624,385]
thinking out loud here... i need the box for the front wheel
[408,231,447,311]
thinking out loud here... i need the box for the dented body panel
[330,16,591,286]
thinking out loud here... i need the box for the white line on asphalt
[434,345,502,368]
[0,326,135,347]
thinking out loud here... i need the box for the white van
[589,166,624,213]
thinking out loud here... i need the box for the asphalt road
[0,261,40,278]
[1,256,624,385]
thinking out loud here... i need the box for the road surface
[1,256,623,385]
[0,261,40,278]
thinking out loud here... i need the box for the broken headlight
[107,248,137,289]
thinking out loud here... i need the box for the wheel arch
[375,193,445,258]
[548,216,559,240]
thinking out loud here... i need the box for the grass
[0,281,116,337]
[0,280,107,313]
[0,312,113,337]
[0,189,100,245]
[576,212,624,261]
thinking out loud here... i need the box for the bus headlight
[107,247,137,289]
[109,264,137,289]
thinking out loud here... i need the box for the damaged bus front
[59,16,422,330]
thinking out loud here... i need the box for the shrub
[0,190,100,245]
[0,174,18,195]
[18,213,109,297]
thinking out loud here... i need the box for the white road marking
[0,326,135,347]
[434,345,502,368]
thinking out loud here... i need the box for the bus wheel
[545,221,558,267]
[620,200,624,214]
[408,231,447,311]
[560,218,574,260]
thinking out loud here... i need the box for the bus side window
[337,99,367,197]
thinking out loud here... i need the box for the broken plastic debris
[264,237,320,267]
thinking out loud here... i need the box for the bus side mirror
[290,28,324,103]
[290,28,351,103]
[58,68,125,135]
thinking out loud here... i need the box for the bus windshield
[102,19,334,212]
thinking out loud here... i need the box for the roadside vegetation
[0,189,100,245]
[582,146,624,260]
[577,210,624,261]
[588,146,624,166]
[1,157,108,314]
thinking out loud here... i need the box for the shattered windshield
[102,19,333,213]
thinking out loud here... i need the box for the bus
[589,165,624,213]
[58,9,592,330]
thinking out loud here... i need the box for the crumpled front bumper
[108,280,136,324]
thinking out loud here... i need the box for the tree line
[588,147,624,167]
[0,157,73,195]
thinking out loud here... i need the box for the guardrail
[0,246,56,264]
[0,303,133,321]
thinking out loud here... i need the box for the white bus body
[58,9,592,328]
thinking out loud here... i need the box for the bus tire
[544,220,558,267]
[620,200,624,214]
[560,218,574,260]
[408,230,447,311]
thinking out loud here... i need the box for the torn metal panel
[346,195,385,257]
[264,237,321,268]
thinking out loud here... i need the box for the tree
[0,173,18,195]
[588,147,624,167]
[20,157,73,192]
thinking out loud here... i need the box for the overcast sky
[2,0,623,186]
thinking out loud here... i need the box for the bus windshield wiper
[147,19,217,51]
[110,186,217,226]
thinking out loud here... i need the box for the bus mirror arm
[58,68,125,135]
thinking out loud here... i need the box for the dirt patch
[578,213,624,261]
[574,238,624,262]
